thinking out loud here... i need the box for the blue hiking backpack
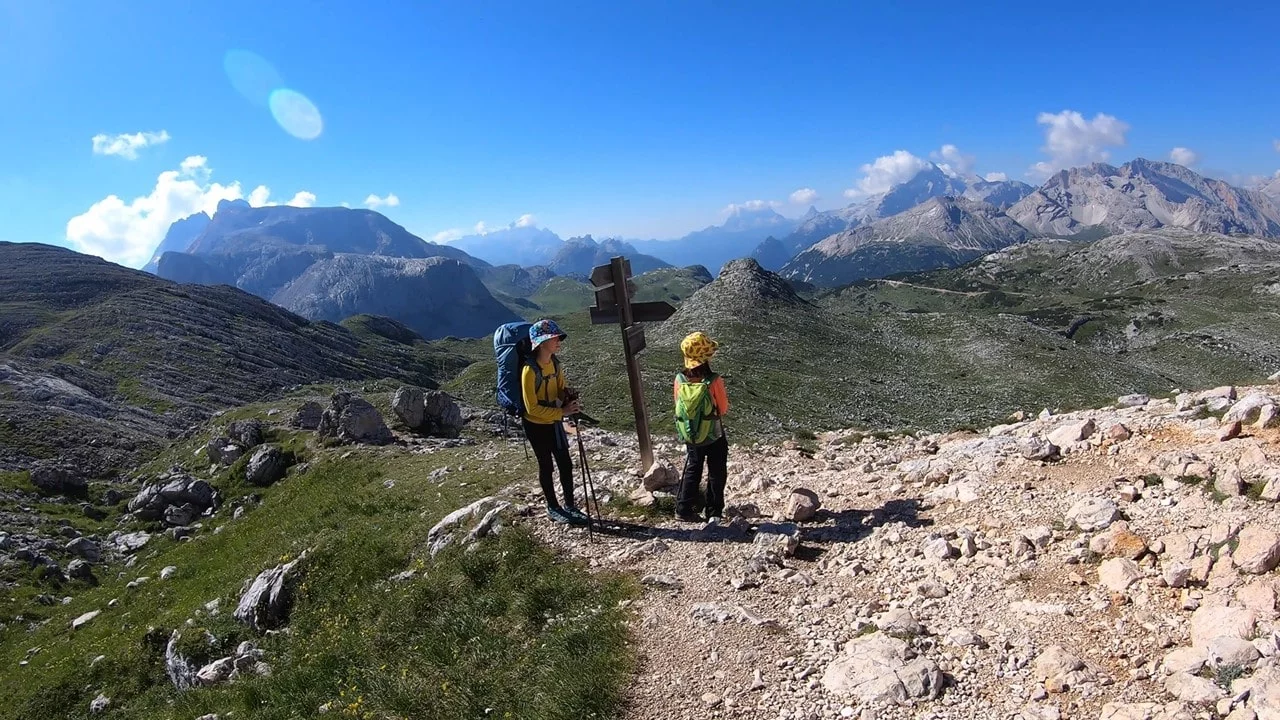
[494,321,534,416]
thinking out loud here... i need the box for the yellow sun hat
[680,331,719,370]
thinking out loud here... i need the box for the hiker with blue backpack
[493,319,589,526]
[673,331,730,524]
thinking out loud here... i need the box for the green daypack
[674,372,718,445]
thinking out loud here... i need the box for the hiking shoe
[706,516,723,527]
[547,506,573,524]
[675,510,703,523]
[563,506,592,524]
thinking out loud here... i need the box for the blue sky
[2,0,1278,267]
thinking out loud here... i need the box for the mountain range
[781,196,1032,286]
[128,156,1280,337]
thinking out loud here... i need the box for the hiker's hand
[565,400,582,415]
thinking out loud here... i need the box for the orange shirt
[673,375,729,417]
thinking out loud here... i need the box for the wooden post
[589,256,675,474]
[610,256,654,471]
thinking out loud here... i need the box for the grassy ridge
[0,406,635,720]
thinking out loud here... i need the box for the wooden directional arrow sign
[589,300,675,326]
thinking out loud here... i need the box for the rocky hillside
[781,197,1032,287]
[1009,159,1280,238]
[271,255,519,340]
[538,380,1280,720]
[633,205,801,276]
[0,242,468,474]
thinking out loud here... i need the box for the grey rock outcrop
[244,445,289,487]
[317,392,392,445]
[127,475,219,524]
[29,466,87,496]
[234,551,309,632]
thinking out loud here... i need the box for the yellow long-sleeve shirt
[521,357,567,425]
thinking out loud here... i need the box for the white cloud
[364,193,400,209]
[91,130,171,160]
[722,199,781,215]
[983,172,1009,182]
[1169,147,1199,167]
[433,229,465,243]
[66,155,315,268]
[1029,110,1129,178]
[473,221,490,234]
[1273,139,1280,153]
[515,213,537,228]
[844,150,930,198]
[931,144,976,178]
[789,188,819,205]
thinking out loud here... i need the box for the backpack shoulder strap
[529,356,560,409]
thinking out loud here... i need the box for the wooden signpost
[589,256,676,471]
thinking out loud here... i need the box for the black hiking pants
[676,434,729,519]
[523,419,576,509]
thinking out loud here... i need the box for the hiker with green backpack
[673,331,730,524]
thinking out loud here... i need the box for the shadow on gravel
[585,496,932,550]
[589,518,757,545]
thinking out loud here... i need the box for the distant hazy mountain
[772,164,1033,264]
[547,235,671,277]
[271,255,519,340]
[1008,158,1280,238]
[449,225,566,267]
[782,197,1030,287]
[632,204,800,275]
[153,203,507,338]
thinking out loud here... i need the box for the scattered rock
[72,610,100,630]
[1206,636,1260,669]
[1033,645,1092,693]
[753,523,800,558]
[317,392,393,445]
[160,566,177,580]
[1091,523,1148,559]
[822,633,943,703]
[293,401,323,430]
[642,461,678,492]
[1234,527,1280,574]
[1220,421,1243,441]
[423,391,465,438]
[196,657,235,686]
[1048,418,1096,447]
[1117,394,1151,408]
[245,445,290,487]
[1224,393,1274,425]
[876,608,924,636]
[1190,605,1256,647]
[65,537,101,563]
[1021,437,1059,462]
[424,496,513,557]
[1066,496,1120,532]
[227,419,264,449]
[68,559,96,583]
[1163,672,1226,704]
[89,693,110,713]
[29,466,87,496]
[1098,558,1143,593]
[234,551,309,632]
[1107,424,1133,442]
[127,476,218,523]
[785,488,821,522]
[205,436,245,466]
[392,385,426,430]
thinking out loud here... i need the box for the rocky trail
[519,382,1280,720]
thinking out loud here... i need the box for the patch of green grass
[0,441,637,720]
[609,492,676,520]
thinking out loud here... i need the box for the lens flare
[269,88,323,141]
[223,49,283,107]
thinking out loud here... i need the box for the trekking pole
[573,416,602,541]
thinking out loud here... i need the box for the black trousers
[676,435,729,519]
[523,420,575,508]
